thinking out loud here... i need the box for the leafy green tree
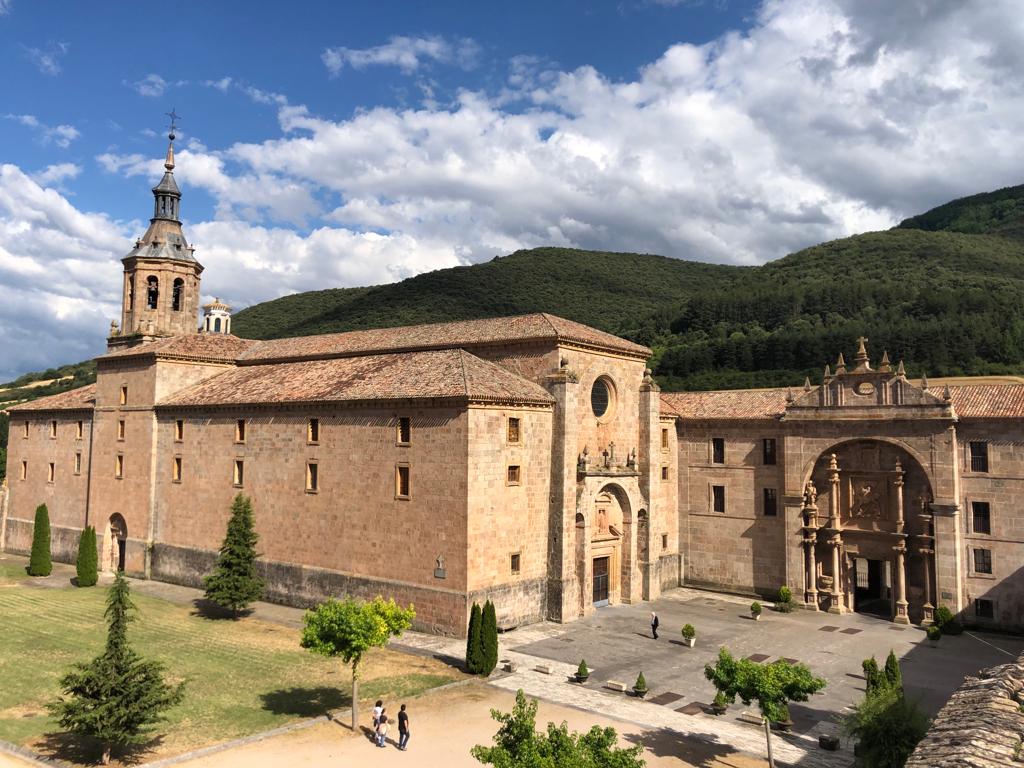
[301,596,414,731]
[76,526,98,587]
[202,494,264,617]
[467,602,484,674]
[843,685,929,767]
[862,656,883,695]
[47,573,184,764]
[471,688,645,768]
[28,503,52,576]
[884,650,902,692]
[482,599,499,675]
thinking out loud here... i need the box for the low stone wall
[2,517,80,564]
[468,577,547,632]
[658,552,681,590]
[150,542,470,637]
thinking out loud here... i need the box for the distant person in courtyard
[398,703,410,750]
[372,699,383,733]
[376,710,389,747]
[651,611,659,639]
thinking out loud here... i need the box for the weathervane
[165,108,181,139]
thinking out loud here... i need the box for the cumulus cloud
[131,73,169,97]
[0,0,12,15]
[22,41,68,75]
[31,162,81,188]
[323,35,480,76]
[202,76,289,106]
[6,114,79,148]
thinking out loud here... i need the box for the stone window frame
[969,498,992,536]
[20,460,27,480]
[119,386,128,406]
[661,465,669,481]
[115,454,125,479]
[967,440,989,473]
[590,375,617,423]
[763,487,778,517]
[506,464,522,486]
[510,552,521,575]
[711,484,726,513]
[397,416,411,446]
[22,420,29,439]
[395,463,411,500]
[307,418,320,445]
[974,598,995,620]
[174,419,184,442]
[711,437,725,465]
[117,419,126,441]
[306,461,319,494]
[762,438,777,466]
[47,462,55,484]
[235,419,247,444]
[76,420,84,440]
[661,533,668,550]
[507,416,521,444]
[74,452,82,476]
[972,547,993,576]
[49,420,58,439]
[233,459,245,488]
[661,428,669,452]
[172,456,183,483]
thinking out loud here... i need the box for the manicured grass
[0,556,30,584]
[0,579,461,763]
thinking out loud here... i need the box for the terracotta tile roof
[99,334,258,363]
[6,384,97,413]
[660,388,789,420]
[237,313,650,363]
[947,384,1024,418]
[158,349,554,409]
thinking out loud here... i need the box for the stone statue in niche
[434,554,446,580]
[803,480,818,508]
[627,447,637,469]
[596,508,609,534]
[851,480,882,518]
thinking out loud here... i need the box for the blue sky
[1,0,1023,380]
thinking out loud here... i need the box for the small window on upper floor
[74,452,82,475]
[397,417,411,445]
[510,552,521,575]
[969,441,989,473]
[973,548,992,575]
[507,417,521,444]
[76,420,84,440]
[20,460,27,480]
[763,487,778,517]
[763,438,777,466]
[396,465,410,499]
[507,465,521,485]
[307,418,320,444]
[712,484,726,513]
[172,456,182,483]
[661,428,669,451]
[120,386,128,406]
[661,533,668,550]
[22,420,29,438]
[117,419,126,441]
[661,465,669,481]
[115,454,124,479]
[306,462,319,493]
[233,459,245,487]
[47,462,55,483]
[235,419,246,443]
[49,420,57,439]
[175,419,184,442]
[972,501,991,535]
[712,437,725,464]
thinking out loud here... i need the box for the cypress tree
[202,494,264,617]
[884,650,902,692]
[862,656,882,695]
[481,599,498,675]
[28,503,52,576]
[76,526,98,587]
[48,573,184,764]
[466,602,483,674]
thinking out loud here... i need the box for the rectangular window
[233,459,245,487]
[763,487,778,517]
[973,548,992,574]
[972,501,991,535]
[76,420,84,440]
[119,386,128,406]
[74,452,82,475]
[20,461,27,480]
[117,419,126,441]
[47,462,55,483]
[763,438,777,465]
[50,420,57,438]
[235,419,246,443]
[23,420,29,438]
[510,552,521,575]
[172,456,182,482]
[307,418,320,444]
[712,437,725,464]
[397,416,411,445]
[712,485,726,513]
[661,465,669,481]
[396,465,410,498]
[507,417,521,443]
[507,465,521,485]
[975,598,994,619]
[969,441,989,473]
[306,462,319,493]
[175,419,184,441]
[115,454,124,479]
[661,428,669,450]
[661,533,668,550]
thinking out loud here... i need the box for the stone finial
[921,372,929,391]
[879,350,892,372]
[786,387,794,403]
[896,359,906,378]
[823,363,832,382]
[828,453,839,472]
[109,319,120,337]
[835,353,847,375]
[804,377,812,391]
[854,336,870,371]
[943,384,952,401]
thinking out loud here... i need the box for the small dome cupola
[202,298,232,335]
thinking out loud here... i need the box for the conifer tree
[76,526,98,587]
[28,503,52,576]
[48,573,184,764]
[481,599,499,675]
[466,602,484,674]
[884,650,902,691]
[203,494,264,617]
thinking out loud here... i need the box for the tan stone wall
[121,258,201,338]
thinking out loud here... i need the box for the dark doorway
[593,557,609,607]
[117,539,126,572]
[853,557,890,617]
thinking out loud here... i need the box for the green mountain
[3,184,1024,482]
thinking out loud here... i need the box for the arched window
[127,277,134,311]
[146,276,159,310]
[172,278,184,311]
[214,317,222,333]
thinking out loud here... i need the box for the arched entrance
[801,440,936,624]
[577,483,636,611]
[103,514,127,573]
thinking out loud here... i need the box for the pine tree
[76,526,98,587]
[203,494,264,617]
[884,650,902,692]
[466,602,483,674]
[862,657,883,695]
[481,599,498,675]
[48,573,184,764]
[28,503,52,576]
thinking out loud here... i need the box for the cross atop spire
[854,336,871,371]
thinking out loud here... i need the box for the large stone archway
[800,440,937,624]
[103,513,127,573]
[574,480,642,616]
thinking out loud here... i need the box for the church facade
[3,135,1023,635]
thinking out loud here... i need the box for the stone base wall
[658,553,681,590]
[3,518,80,565]
[150,542,470,637]
[468,576,547,632]
[684,575,763,599]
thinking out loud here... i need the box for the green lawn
[0,577,460,763]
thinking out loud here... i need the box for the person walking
[376,710,389,748]
[398,704,410,751]
[372,699,383,734]
[651,611,659,639]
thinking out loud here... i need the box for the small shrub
[778,586,792,603]
[681,624,696,641]
[751,601,762,616]
[933,606,954,628]
[927,625,942,642]
[577,659,589,678]
[863,656,883,694]
[634,672,647,691]
[884,650,902,690]
[713,691,729,710]
[776,599,795,613]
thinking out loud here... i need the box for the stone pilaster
[545,363,580,622]
[637,369,660,601]
[894,542,909,624]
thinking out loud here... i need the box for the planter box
[683,637,695,648]
[633,688,648,699]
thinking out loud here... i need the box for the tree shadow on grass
[36,730,164,766]
[190,598,254,620]
[260,686,349,717]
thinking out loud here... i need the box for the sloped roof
[6,384,97,413]
[158,349,555,409]
[237,313,650,363]
[100,334,258,363]
[946,384,1024,418]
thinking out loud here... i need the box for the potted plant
[681,624,696,648]
[927,624,941,647]
[711,691,729,715]
[576,659,590,683]
[751,601,762,621]
[771,705,794,732]
[633,672,648,699]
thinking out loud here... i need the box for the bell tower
[108,117,204,350]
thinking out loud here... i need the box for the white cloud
[323,35,480,76]
[31,162,81,188]
[202,76,289,106]
[6,114,80,148]
[22,41,68,75]
[203,76,233,92]
[131,73,168,98]
[0,0,12,15]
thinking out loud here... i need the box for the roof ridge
[457,348,470,397]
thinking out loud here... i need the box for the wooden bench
[604,680,628,692]
[534,664,553,675]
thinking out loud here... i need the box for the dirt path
[171,682,767,768]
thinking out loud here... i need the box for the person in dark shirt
[398,704,410,751]
[651,611,659,639]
